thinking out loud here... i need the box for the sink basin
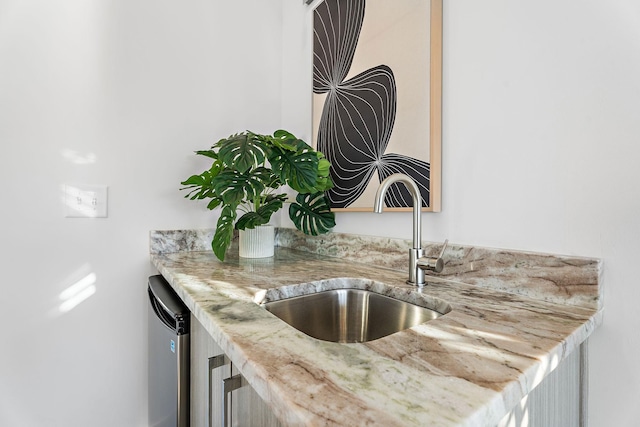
[263,288,446,343]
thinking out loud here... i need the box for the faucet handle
[417,239,449,274]
[438,239,449,259]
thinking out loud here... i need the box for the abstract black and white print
[313,0,431,209]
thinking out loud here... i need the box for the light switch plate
[64,185,108,218]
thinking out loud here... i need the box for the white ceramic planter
[238,225,275,258]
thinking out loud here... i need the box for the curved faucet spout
[374,173,422,250]
[373,173,425,285]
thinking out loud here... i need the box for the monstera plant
[180,130,336,261]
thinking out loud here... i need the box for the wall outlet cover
[64,184,108,218]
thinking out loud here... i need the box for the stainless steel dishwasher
[148,275,190,427]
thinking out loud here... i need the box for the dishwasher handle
[148,275,189,335]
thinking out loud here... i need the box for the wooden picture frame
[311,0,442,212]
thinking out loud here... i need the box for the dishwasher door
[148,275,190,427]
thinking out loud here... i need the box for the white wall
[3,0,639,426]
[283,0,640,425]
[0,0,282,426]
[440,3,640,425]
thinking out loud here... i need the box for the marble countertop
[150,230,602,427]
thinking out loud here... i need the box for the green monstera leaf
[269,130,310,152]
[314,154,333,192]
[270,149,320,194]
[180,161,222,201]
[216,132,268,173]
[289,192,335,236]
[194,149,218,160]
[212,168,271,205]
[235,194,288,230]
[267,130,324,194]
[211,205,237,261]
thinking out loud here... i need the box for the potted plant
[180,129,336,261]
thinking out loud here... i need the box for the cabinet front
[191,314,282,427]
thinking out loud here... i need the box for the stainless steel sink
[263,289,447,343]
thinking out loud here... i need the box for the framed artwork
[312,0,442,212]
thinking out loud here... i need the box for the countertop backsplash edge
[150,227,602,310]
